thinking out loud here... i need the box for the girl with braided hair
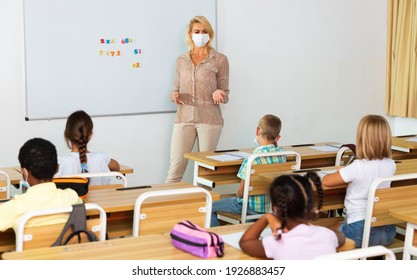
[55,110,120,185]
[239,172,345,260]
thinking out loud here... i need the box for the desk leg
[193,161,199,186]
[193,162,216,188]
[403,222,417,260]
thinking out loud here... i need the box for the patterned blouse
[171,49,229,125]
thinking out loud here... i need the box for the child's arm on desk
[108,159,120,171]
[321,168,346,188]
[239,214,281,258]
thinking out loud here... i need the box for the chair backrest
[335,144,356,166]
[314,245,396,260]
[0,170,11,199]
[15,203,107,252]
[363,173,417,250]
[60,171,128,189]
[240,151,302,223]
[132,187,212,237]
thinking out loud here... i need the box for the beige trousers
[165,123,223,183]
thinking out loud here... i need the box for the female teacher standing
[165,16,230,183]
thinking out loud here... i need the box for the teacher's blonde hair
[356,115,392,160]
[185,16,214,51]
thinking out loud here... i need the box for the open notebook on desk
[206,151,252,162]
[221,228,272,250]
[309,144,342,152]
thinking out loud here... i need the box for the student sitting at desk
[55,110,120,185]
[322,115,396,248]
[210,114,284,227]
[0,138,82,232]
[239,172,345,260]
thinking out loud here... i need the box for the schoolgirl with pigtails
[239,172,345,260]
[55,110,120,186]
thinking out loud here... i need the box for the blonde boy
[210,114,285,227]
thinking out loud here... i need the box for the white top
[55,152,112,186]
[339,158,396,224]
[262,224,339,260]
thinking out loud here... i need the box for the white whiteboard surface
[23,0,216,120]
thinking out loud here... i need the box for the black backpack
[51,203,98,246]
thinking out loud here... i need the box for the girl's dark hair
[269,171,324,240]
[64,110,93,172]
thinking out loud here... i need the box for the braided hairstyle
[269,171,324,240]
[64,110,93,173]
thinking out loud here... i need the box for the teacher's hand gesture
[171,93,185,105]
[212,89,226,105]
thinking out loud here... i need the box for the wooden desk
[0,182,220,251]
[1,227,256,260]
[0,167,22,185]
[391,135,417,160]
[85,182,219,213]
[390,207,417,225]
[259,159,417,212]
[389,206,417,259]
[1,222,354,260]
[259,166,346,212]
[184,142,343,189]
[86,182,220,237]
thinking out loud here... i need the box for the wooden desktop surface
[389,207,417,225]
[391,135,417,159]
[259,159,417,212]
[184,142,345,189]
[1,225,257,260]
[392,135,417,150]
[84,182,220,213]
[185,142,343,168]
[260,158,417,184]
[0,167,23,185]
[1,222,354,260]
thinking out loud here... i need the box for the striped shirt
[237,145,285,213]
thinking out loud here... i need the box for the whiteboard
[23,0,216,120]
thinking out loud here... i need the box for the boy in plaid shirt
[210,114,285,227]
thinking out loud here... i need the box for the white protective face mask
[192,34,210,47]
[253,136,260,146]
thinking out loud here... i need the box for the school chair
[362,173,417,257]
[216,151,302,225]
[132,187,212,237]
[335,144,356,166]
[0,170,11,199]
[15,203,107,252]
[314,245,396,260]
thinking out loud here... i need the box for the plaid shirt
[236,145,285,213]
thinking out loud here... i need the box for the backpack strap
[51,203,97,246]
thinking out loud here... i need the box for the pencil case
[170,220,224,258]
[53,177,89,198]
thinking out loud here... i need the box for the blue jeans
[210,197,261,227]
[339,220,396,248]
